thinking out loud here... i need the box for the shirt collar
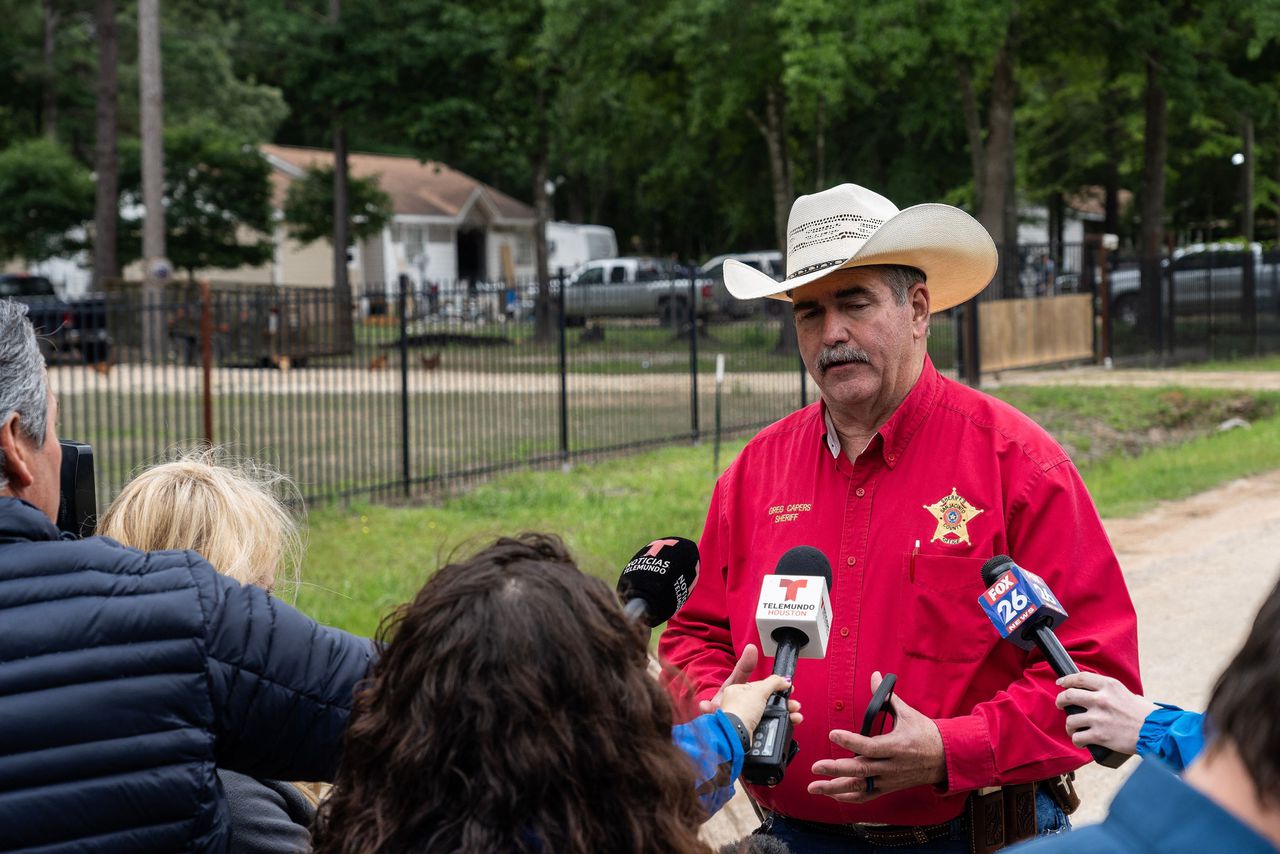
[817,356,941,467]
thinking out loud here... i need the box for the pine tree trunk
[976,35,1015,256]
[92,0,118,290]
[42,0,58,139]
[533,143,554,344]
[957,60,985,215]
[330,0,353,352]
[1139,54,1167,351]
[138,0,166,361]
[748,86,798,356]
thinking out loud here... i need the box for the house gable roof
[260,144,536,224]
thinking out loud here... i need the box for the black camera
[56,440,97,538]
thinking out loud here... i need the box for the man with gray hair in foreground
[0,299,373,852]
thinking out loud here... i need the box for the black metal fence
[44,273,962,509]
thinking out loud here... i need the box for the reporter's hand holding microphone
[703,645,804,734]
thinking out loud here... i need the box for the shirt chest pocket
[898,553,996,663]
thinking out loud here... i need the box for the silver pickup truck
[1108,243,1280,326]
[561,257,715,325]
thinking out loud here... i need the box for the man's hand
[698,643,759,716]
[809,671,946,803]
[720,675,803,733]
[1055,671,1156,755]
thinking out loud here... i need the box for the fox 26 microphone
[977,555,1130,769]
[743,546,833,786]
[615,537,700,631]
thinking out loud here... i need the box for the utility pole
[331,0,353,351]
[138,0,168,360]
[92,0,119,291]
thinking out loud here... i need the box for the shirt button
[846,556,856,566]
[840,627,850,638]
[855,487,866,497]
[834,701,844,711]
[888,453,897,462]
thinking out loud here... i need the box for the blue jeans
[759,786,1070,854]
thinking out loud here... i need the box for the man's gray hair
[871,265,926,305]
[0,300,49,491]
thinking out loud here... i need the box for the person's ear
[0,413,36,491]
[910,284,931,334]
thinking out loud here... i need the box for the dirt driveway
[702,460,1280,845]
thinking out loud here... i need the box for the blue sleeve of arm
[673,710,744,816]
[1136,704,1205,771]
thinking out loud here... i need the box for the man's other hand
[1056,671,1156,755]
[809,671,946,803]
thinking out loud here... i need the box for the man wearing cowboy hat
[660,184,1141,852]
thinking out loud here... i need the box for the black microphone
[743,546,833,786]
[979,555,1130,769]
[615,537,700,628]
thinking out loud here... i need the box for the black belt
[770,813,960,848]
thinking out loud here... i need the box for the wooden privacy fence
[979,294,1094,372]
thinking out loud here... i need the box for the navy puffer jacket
[0,498,374,852]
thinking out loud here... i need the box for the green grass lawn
[293,384,1280,636]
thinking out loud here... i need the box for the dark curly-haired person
[311,533,794,854]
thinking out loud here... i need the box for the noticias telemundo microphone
[615,537,700,629]
[977,555,1129,769]
[744,546,833,786]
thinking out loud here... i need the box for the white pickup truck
[1108,243,1280,327]
[561,256,716,325]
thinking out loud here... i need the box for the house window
[515,233,534,264]
[428,225,452,244]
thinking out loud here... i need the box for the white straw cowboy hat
[724,183,997,313]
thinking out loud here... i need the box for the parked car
[0,273,111,363]
[561,256,714,325]
[1107,243,1280,327]
[699,251,783,318]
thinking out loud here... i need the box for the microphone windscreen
[615,537,700,627]
[774,545,832,589]
[981,554,1014,587]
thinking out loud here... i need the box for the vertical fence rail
[688,271,700,442]
[557,270,569,466]
[398,278,411,497]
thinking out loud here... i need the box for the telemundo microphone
[743,546,832,786]
[977,555,1130,769]
[615,537,700,634]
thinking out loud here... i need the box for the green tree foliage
[0,137,93,262]
[118,124,275,278]
[282,165,392,246]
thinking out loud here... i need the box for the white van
[547,222,618,274]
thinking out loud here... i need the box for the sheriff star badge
[924,487,984,546]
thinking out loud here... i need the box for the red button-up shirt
[659,356,1141,826]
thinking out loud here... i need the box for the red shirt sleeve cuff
[935,714,998,793]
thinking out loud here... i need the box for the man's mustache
[817,345,871,374]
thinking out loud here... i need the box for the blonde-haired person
[98,450,315,854]
[98,449,301,594]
